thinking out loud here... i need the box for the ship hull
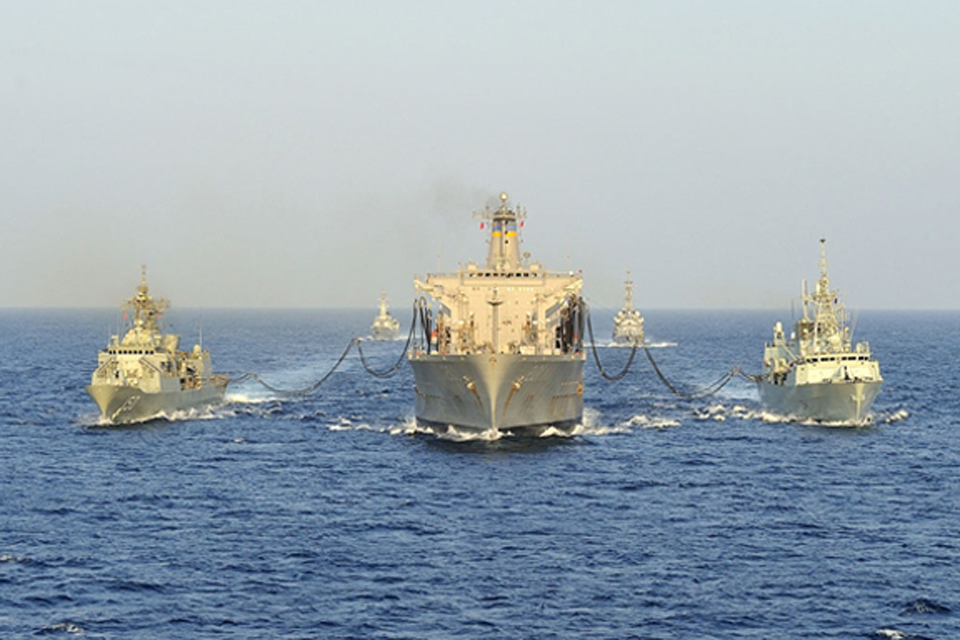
[86,381,227,425]
[757,379,883,423]
[370,328,400,341]
[410,354,585,436]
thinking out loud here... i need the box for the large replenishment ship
[409,193,585,436]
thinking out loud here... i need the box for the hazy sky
[2,1,958,309]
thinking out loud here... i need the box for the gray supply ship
[758,240,882,423]
[410,192,586,436]
[86,267,228,424]
[370,290,401,341]
[611,269,645,346]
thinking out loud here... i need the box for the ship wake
[693,403,908,426]
[602,340,677,349]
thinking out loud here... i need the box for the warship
[410,192,586,436]
[369,290,401,341]
[86,267,229,424]
[758,239,882,423]
[611,269,645,346]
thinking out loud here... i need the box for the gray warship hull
[410,354,584,435]
[757,379,882,423]
[86,381,227,425]
[370,326,399,341]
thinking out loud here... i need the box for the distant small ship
[758,240,882,423]
[369,291,401,341]
[611,269,644,346]
[410,192,586,436]
[86,267,228,424]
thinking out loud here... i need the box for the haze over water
[2,2,960,309]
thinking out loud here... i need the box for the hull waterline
[86,382,227,424]
[411,354,584,435]
[757,379,882,423]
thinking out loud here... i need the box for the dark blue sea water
[1,308,957,638]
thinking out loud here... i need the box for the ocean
[0,308,956,638]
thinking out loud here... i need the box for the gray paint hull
[410,354,584,435]
[757,379,883,423]
[86,382,227,424]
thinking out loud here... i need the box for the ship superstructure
[370,291,401,341]
[611,269,645,346]
[758,240,882,423]
[410,193,585,435]
[86,267,228,424]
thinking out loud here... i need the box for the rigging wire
[247,337,357,397]
[641,345,739,399]
[228,300,422,396]
[584,301,763,397]
[584,305,639,381]
[225,295,764,400]
[356,304,418,378]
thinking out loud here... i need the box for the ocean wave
[225,392,276,405]
[360,334,409,343]
[39,622,85,635]
[876,408,910,423]
[692,403,905,427]
[155,406,228,423]
[0,553,30,564]
[604,340,677,349]
[327,417,380,433]
[78,404,231,428]
[902,597,950,614]
[617,414,683,430]
[875,629,934,640]
[321,408,652,441]
[75,413,114,428]
[693,404,753,421]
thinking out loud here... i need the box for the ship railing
[138,356,166,377]
[424,269,580,280]
[93,357,118,380]
[411,344,566,357]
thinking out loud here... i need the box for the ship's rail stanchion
[227,300,424,396]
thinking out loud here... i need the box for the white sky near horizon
[1,1,958,310]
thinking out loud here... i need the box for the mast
[477,192,526,272]
[815,237,830,301]
[798,238,845,353]
[123,265,168,336]
[623,269,634,311]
